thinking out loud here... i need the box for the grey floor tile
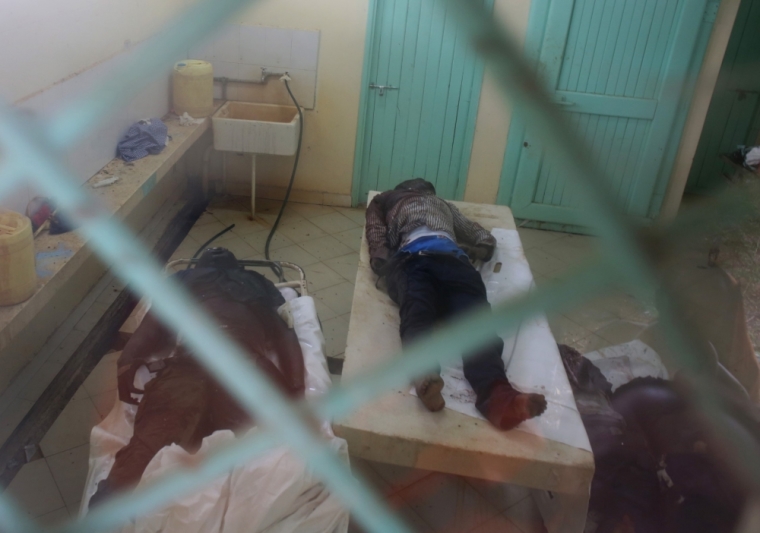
[539,234,598,264]
[47,444,91,507]
[4,459,64,517]
[469,512,523,533]
[516,228,566,250]
[324,253,360,283]
[562,300,620,333]
[349,456,391,494]
[299,262,345,293]
[193,211,221,227]
[313,297,338,321]
[395,473,500,532]
[322,314,351,357]
[371,462,434,496]
[40,397,100,457]
[243,229,293,253]
[502,496,547,533]
[95,276,125,306]
[274,217,328,244]
[309,212,360,234]
[547,314,593,347]
[66,500,82,519]
[333,227,364,252]
[188,221,238,245]
[334,207,367,226]
[465,478,531,513]
[19,362,64,402]
[90,389,116,419]
[0,398,33,444]
[227,217,269,237]
[216,235,257,259]
[169,242,199,263]
[313,282,356,316]
[269,244,320,267]
[594,320,647,346]
[39,506,71,526]
[73,302,110,333]
[298,235,354,261]
[571,333,610,355]
[81,352,119,397]
[287,202,337,218]
[523,248,566,277]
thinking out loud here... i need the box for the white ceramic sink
[212,101,299,155]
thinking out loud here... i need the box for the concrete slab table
[333,195,594,533]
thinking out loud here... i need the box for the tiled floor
[2,196,658,531]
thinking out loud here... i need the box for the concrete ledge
[0,112,213,392]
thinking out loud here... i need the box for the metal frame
[165,258,309,296]
[0,1,758,532]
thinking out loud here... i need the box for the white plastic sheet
[80,294,349,533]
[584,339,669,391]
[413,229,592,452]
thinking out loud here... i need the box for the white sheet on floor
[584,339,669,391]
[80,294,349,533]
[412,228,591,452]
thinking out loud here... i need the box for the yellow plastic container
[0,211,36,306]
[173,60,214,119]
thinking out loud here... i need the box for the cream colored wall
[659,0,742,221]
[227,0,370,202]
[1,0,194,103]
[463,0,533,204]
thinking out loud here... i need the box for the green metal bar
[442,0,760,490]
[47,0,256,151]
[0,494,42,533]
[0,0,756,530]
[55,260,615,533]
[0,104,412,533]
[56,432,281,533]
[320,260,615,421]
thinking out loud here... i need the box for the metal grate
[0,1,757,532]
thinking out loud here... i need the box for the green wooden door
[499,0,712,225]
[354,0,489,204]
[686,0,760,194]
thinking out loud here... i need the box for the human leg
[387,256,446,411]
[434,256,547,429]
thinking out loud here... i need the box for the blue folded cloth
[399,235,468,260]
[116,118,168,162]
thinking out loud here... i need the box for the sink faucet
[213,68,290,100]
[260,67,287,82]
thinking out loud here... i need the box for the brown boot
[414,374,445,412]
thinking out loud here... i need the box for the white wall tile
[290,30,319,71]
[263,28,293,68]
[281,68,317,109]
[213,24,240,63]
[236,64,262,82]
[240,25,267,66]
[213,60,239,80]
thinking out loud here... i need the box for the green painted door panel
[499,0,711,225]
[686,0,760,194]
[355,0,489,203]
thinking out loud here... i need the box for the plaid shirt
[365,190,495,265]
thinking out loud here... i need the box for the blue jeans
[387,254,511,413]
